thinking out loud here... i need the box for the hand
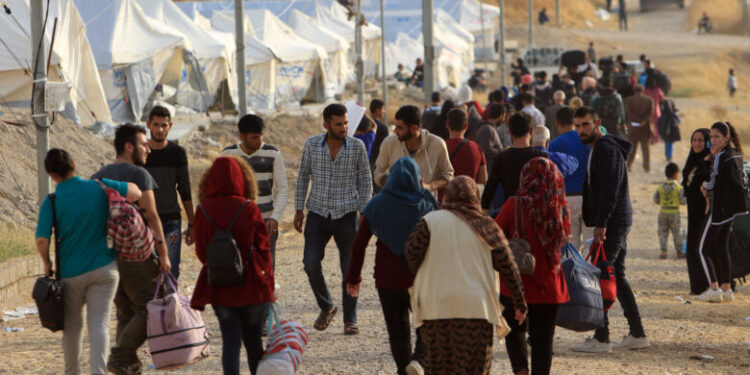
[705,196,711,215]
[594,227,607,243]
[421,181,432,190]
[700,184,708,198]
[43,259,52,277]
[514,309,527,325]
[159,256,171,273]
[294,211,305,233]
[267,219,279,235]
[346,283,360,297]
[183,226,195,246]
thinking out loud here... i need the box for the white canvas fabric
[0,0,111,126]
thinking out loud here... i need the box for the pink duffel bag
[147,272,210,370]
[257,303,309,375]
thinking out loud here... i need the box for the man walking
[520,93,546,127]
[223,114,289,270]
[144,106,193,280]
[549,107,591,250]
[438,108,487,201]
[472,103,505,171]
[591,78,626,139]
[571,107,649,353]
[625,84,654,172]
[544,90,566,140]
[374,105,454,194]
[93,124,170,375]
[294,103,372,335]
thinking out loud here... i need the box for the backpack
[657,98,681,143]
[598,94,621,122]
[653,70,671,95]
[198,201,251,286]
[96,180,154,262]
[613,74,633,98]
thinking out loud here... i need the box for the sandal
[313,306,338,331]
[344,321,359,335]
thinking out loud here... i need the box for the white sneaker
[570,337,612,353]
[696,288,723,303]
[406,360,424,375]
[722,289,734,302]
[612,334,650,350]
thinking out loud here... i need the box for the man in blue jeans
[294,103,373,335]
[571,106,649,353]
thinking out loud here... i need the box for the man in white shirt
[519,93,546,128]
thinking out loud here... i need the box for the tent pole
[528,0,533,48]
[380,0,386,118]
[480,0,487,72]
[235,0,247,116]
[498,0,506,87]
[356,0,364,104]
[31,0,50,205]
[422,0,435,104]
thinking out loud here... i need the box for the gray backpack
[198,201,251,286]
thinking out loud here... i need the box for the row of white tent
[0,0,499,127]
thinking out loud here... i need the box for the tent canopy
[244,9,328,63]
[287,9,349,53]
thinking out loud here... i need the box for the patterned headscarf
[517,157,571,266]
[443,176,508,250]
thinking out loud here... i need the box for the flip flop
[344,321,359,335]
[314,306,337,331]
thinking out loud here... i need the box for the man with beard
[92,124,170,375]
[144,106,193,280]
[294,103,372,335]
[571,107,649,354]
[374,105,454,195]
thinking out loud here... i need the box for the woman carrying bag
[405,176,527,375]
[495,157,570,375]
[35,149,141,375]
[681,129,712,295]
[190,157,274,374]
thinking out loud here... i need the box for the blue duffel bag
[556,243,605,332]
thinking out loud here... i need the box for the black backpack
[599,94,621,122]
[198,201,251,286]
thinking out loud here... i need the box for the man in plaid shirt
[294,103,373,335]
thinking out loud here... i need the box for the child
[728,69,737,97]
[354,114,376,157]
[653,162,687,259]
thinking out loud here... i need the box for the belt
[566,192,583,196]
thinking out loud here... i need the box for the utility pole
[31,0,49,204]
[743,0,750,35]
[355,0,364,104]
[234,0,247,116]
[528,0,533,48]
[556,0,560,25]
[379,0,386,118]
[422,0,435,104]
[498,0,506,86]
[480,0,488,71]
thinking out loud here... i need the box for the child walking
[653,162,687,259]
[727,69,737,98]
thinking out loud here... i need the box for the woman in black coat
[696,122,747,303]
[682,128,711,295]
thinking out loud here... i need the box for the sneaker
[612,334,650,350]
[696,288,723,303]
[722,289,734,302]
[570,337,612,353]
[405,360,424,375]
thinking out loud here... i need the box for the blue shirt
[36,177,127,278]
[354,130,376,157]
[549,130,590,194]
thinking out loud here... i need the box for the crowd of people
[34,45,747,375]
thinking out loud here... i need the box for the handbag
[556,243,604,332]
[32,193,65,332]
[507,197,535,275]
[257,303,309,375]
[587,242,617,312]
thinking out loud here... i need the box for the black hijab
[682,128,711,188]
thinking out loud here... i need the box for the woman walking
[346,157,439,375]
[495,157,570,375]
[696,122,747,303]
[682,129,712,295]
[405,176,527,375]
[35,148,141,375]
[191,157,274,374]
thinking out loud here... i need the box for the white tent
[451,0,499,61]
[134,0,235,110]
[313,2,381,78]
[0,0,111,126]
[287,9,350,99]
[74,0,211,122]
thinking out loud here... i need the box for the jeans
[302,211,358,323]
[212,303,268,375]
[62,261,119,375]
[377,289,424,375]
[593,225,646,343]
[501,296,560,375]
[162,219,182,279]
[664,141,674,161]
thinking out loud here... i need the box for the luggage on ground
[556,243,605,332]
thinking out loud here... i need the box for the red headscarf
[517,157,571,266]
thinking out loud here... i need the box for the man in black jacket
[570,107,649,354]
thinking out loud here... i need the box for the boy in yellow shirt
[653,162,687,259]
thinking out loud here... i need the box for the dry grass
[687,0,747,34]
[661,51,750,99]
[0,224,35,262]
[483,0,613,29]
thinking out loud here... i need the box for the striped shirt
[295,134,372,219]
[223,142,289,221]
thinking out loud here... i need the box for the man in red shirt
[438,108,487,202]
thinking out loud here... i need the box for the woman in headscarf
[191,156,274,375]
[405,176,527,375]
[682,128,712,295]
[495,157,570,375]
[696,122,747,303]
[346,157,439,375]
